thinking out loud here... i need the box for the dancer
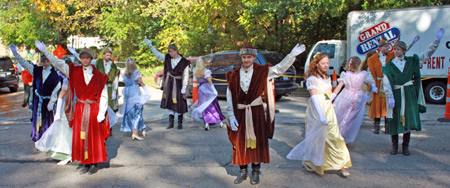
[190,56,226,131]
[227,43,305,185]
[35,41,110,175]
[333,57,371,143]
[94,48,119,112]
[35,75,73,165]
[287,53,351,178]
[119,58,151,140]
[10,44,62,142]
[382,28,444,155]
[145,39,189,129]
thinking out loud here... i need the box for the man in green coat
[95,48,120,112]
[381,28,444,156]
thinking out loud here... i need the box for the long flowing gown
[333,71,370,143]
[35,78,72,160]
[191,69,226,124]
[287,76,351,175]
[120,70,150,132]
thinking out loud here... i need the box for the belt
[394,80,413,127]
[237,97,263,149]
[163,72,182,104]
[35,92,51,133]
[77,98,98,159]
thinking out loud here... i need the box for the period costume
[191,69,226,127]
[21,69,33,107]
[35,77,72,162]
[148,45,189,129]
[95,55,119,112]
[333,71,370,143]
[381,37,441,155]
[13,53,62,142]
[226,44,304,184]
[120,70,151,133]
[287,76,352,175]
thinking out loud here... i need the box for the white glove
[47,103,54,111]
[388,97,395,108]
[311,95,328,126]
[97,113,106,123]
[111,93,117,100]
[366,93,372,104]
[211,85,218,96]
[290,44,306,57]
[330,93,337,101]
[372,86,378,93]
[435,28,445,41]
[142,86,150,95]
[229,117,239,131]
[181,86,186,94]
[410,35,420,45]
[144,38,153,48]
[9,44,19,55]
[53,98,64,121]
[67,47,81,62]
[35,40,47,53]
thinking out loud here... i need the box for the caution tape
[211,78,228,82]
[421,73,447,81]
[210,74,304,82]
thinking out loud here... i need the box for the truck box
[304,5,450,104]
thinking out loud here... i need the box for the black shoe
[79,164,91,174]
[88,164,98,175]
[250,169,260,185]
[390,135,398,155]
[373,119,380,134]
[234,169,248,184]
[177,115,183,129]
[167,115,174,129]
[21,103,27,108]
[76,163,83,169]
[390,145,398,155]
[402,145,410,156]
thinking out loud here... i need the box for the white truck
[303,5,450,104]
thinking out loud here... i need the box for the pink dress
[333,71,370,143]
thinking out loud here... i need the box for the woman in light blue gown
[119,58,151,140]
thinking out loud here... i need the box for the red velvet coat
[226,63,274,165]
[69,64,110,164]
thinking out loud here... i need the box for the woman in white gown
[333,57,371,143]
[286,53,351,177]
[35,75,72,165]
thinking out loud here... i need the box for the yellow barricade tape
[421,73,447,81]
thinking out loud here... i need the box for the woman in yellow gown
[287,53,351,177]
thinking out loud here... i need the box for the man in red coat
[226,43,305,185]
[35,41,110,175]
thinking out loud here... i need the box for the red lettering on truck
[359,22,390,42]
[422,56,445,70]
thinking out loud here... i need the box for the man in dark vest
[10,44,62,142]
[226,43,305,185]
[145,39,189,129]
[94,48,120,112]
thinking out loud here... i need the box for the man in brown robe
[226,43,305,185]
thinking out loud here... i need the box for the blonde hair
[345,56,361,72]
[194,56,206,78]
[125,57,137,78]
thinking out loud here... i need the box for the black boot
[88,163,98,175]
[402,132,411,156]
[167,115,174,129]
[250,163,261,185]
[373,118,380,134]
[390,135,398,155]
[234,166,248,184]
[177,115,183,129]
[79,164,91,174]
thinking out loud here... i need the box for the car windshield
[209,54,242,72]
[259,51,285,65]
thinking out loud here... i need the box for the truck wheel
[9,87,18,92]
[424,81,446,104]
[275,95,283,101]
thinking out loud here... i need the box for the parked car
[115,61,126,86]
[0,57,19,92]
[186,50,298,100]
[154,57,198,89]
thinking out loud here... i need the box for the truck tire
[9,87,17,93]
[275,95,283,101]
[424,81,446,104]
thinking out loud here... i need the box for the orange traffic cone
[193,76,198,104]
[445,67,450,119]
[332,70,337,91]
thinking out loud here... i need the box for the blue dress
[120,70,148,132]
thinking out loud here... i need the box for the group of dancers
[9,27,444,183]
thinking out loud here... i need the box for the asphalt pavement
[0,83,449,188]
